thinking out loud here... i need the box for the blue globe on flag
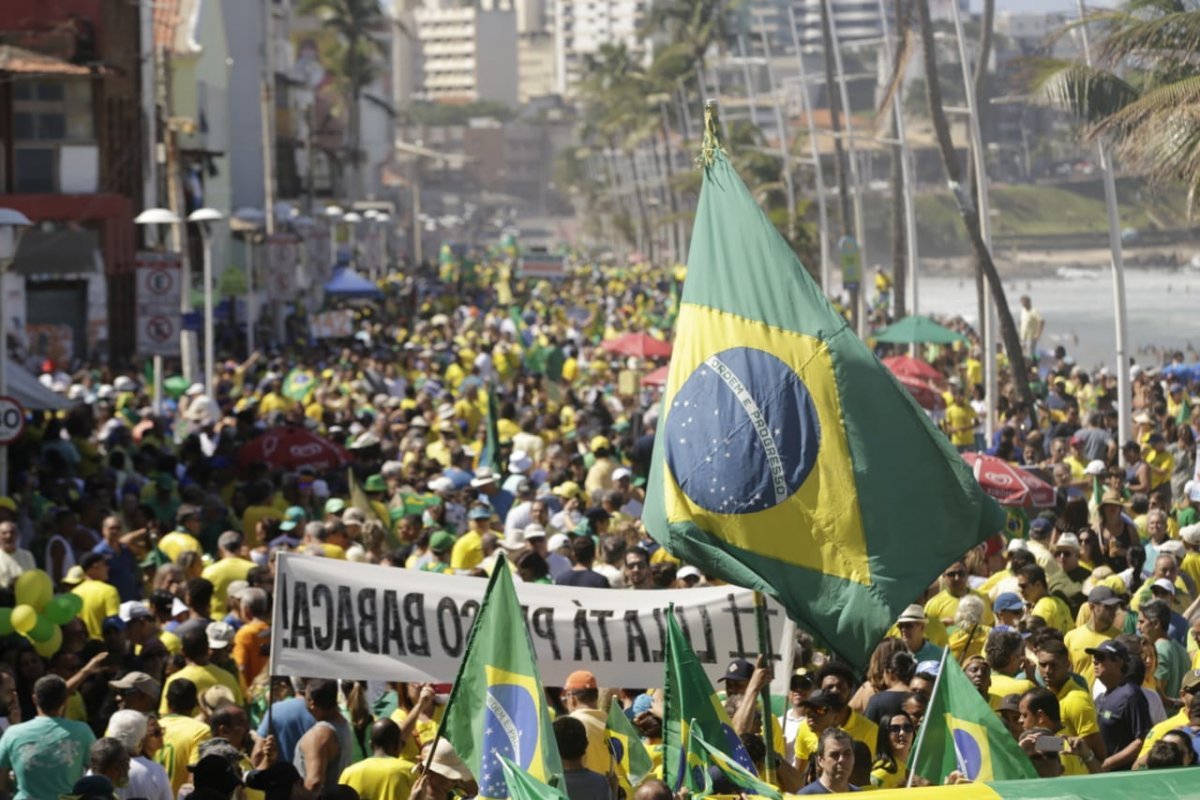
[952,728,985,780]
[479,681,540,798]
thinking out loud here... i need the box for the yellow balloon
[31,625,62,658]
[10,604,37,635]
[14,569,53,612]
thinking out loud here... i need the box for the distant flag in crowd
[684,719,713,796]
[606,697,652,796]
[642,105,1004,671]
[282,368,316,402]
[497,755,570,800]
[437,555,562,800]
[910,654,1036,785]
[347,469,397,548]
[478,383,503,474]
[662,606,756,791]
[691,724,782,800]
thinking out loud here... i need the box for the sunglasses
[889,724,914,734]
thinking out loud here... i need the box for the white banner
[270,553,795,692]
[309,309,355,340]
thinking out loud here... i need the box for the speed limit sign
[0,396,25,445]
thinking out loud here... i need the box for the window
[12,79,93,143]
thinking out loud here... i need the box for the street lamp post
[343,211,363,269]
[0,209,32,497]
[134,207,182,416]
[324,205,344,270]
[232,207,266,357]
[187,208,224,395]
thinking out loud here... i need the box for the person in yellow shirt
[158,505,203,563]
[1018,564,1074,634]
[451,506,489,573]
[389,684,442,761]
[924,561,995,628]
[72,553,121,639]
[201,531,256,616]
[157,677,212,794]
[159,628,244,714]
[1063,586,1122,688]
[339,718,417,798]
[943,383,977,452]
[1035,639,1107,763]
[257,378,293,419]
[241,481,283,549]
[1134,670,1200,767]
[1144,433,1174,499]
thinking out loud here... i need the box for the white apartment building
[414,6,519,104]
[553,0,649,96]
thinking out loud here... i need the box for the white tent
[8,360,74,411]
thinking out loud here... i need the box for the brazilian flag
[662,606,756,791]
[606,697,652,796]
[911,654,1036,784]
[282,368,316,402]
[643,113,1004,671]
[478,383,503,474]
[691,724,781,799]
[437,555,562,799]
[498,755,570,800]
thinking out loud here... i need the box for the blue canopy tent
[323,268,383,300]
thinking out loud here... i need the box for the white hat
[113,376,138,392]
[1180,523,1200,546]
[1006,538,1030,554]
[1131,365,1144,380]
[170,597,189,617]
[508,450,533,474]
[425,738,473,782]
[186,382,206,397]
[1158,540,1185,558]
[470,467,499,488]
[428,476,455,493]
[677,565,702,581]
[523,523,547,540]
[499,528,527,552]
[96,384,115,400]
[1054,533,1081,553]
[1151,577,1176,595]
[547,532,570,552]
[897,604,926,624]
[67,384,86,400]
[206,621,235,649]
[612,467,632,482]
[118,600,152,622]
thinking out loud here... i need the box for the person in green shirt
[0,674,95,800]
[1139,599,1190,700]
[419,531,455,574]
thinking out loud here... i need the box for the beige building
[518,32,557,102]
[414,6,519,105]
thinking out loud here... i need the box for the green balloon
[0,607,11,636]
[44,594,76,625]
[28,614,54,643]
[63,592,83,618]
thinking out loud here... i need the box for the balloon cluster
[0,569,82,657]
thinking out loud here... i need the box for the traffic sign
[0,396,26,445]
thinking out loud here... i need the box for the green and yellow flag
[606,697,652,796]
[478,382,503,474]
[691,724,781,800]
[437,555,562,799]
[498,755,570,800]
[910,654,1036,784]
[643,107,1004,671]
[662,606,756,792]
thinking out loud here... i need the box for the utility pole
[159,45,194,383]
[262,0,281,344]
[788,3,832,294]
[754,13,796,242]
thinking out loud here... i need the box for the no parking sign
[0,396,26,445]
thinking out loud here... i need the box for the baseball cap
[324,498,347,515]
[1087,585,1123,606]
[612,467,632,482]
[1181,523,1200,546]
[993,592,1025,613]
[189,753,243,793]
[1005,539,1029,554]
[118,601,152,622]
[799,689,841,710]
[997,694,1022,713]
[279,505,306,531]
[1029,517,1054,537]
[564,670,598,691]
[102,615,125,633]
[552,481,582,500]
[718,659,755,683]
[915,660,942,678]
[429,531,456,554]
[1085,639,1128,659]
[62,565,86,586]
[207,621,236,649]
[1159,540,1185,558]
[897,604,926,624]
[468,505,492,521]
[508,451,533,473]
[1181,669,1200,694]
[677,565,702,582]
[546,533,569,551]
[523,523,546,540]
[1151,577,1177,596]
[109,671,161,697]
[68,775,116,800]
[590,435,611,452]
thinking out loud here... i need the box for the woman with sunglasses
[870,711,918,789]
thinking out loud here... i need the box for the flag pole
[905,645,950,787]
[753,591,778,786]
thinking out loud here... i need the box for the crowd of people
[0,258,1198,799]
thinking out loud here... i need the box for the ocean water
[912,268,1200,370]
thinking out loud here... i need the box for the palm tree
[299,0,389,200]
[819,0,853,233]
[644,0,739,105]
[913,0,1033,409]
[1037,0,1200,205]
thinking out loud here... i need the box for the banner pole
[753,591,778,786]
[267,551,287,738]
[905,646,950,787]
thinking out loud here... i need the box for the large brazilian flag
[643,111,1004,671]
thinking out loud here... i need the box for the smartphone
[1035,735,1064,754]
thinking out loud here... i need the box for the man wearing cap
[1135,669,1200,767]
[1026,516,1082,601]
[72,552,121,640]
[503,451,534,495]
[0,520,33,591]
[470,468,513,521]
[793,663,878,778]
[1064,586,1123,687]
[1090,638,1152,770]
[925,561,994,628]
[201,531,256,618]
[895,605,943,663]
[109,671,161,714]
[992,592,1025,629]
[420,532,455,574]
[561,671,610,775]
[611,468,643,519]
[1053,533,1091,590]
[451,505,490,574]
[159,506,203,563]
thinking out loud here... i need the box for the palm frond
[1034,60,1140,124]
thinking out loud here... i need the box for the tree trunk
[889,114,906,320]
[819,0,852,234]
[350,84,363,200]
[916,0,1034,411]
[626,144,655,262]
[968,0,995,360]
[659,111,684,263]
